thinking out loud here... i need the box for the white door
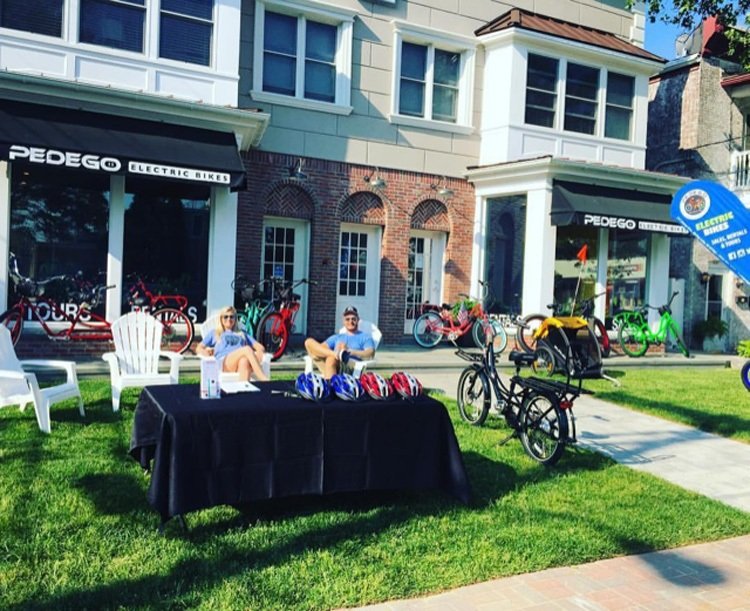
[261,217,310,335]
[336,224,381,324]
[405,231,446,333]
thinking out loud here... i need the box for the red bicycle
[126,275,194,353]
[1,253,192,353]
[256,278,315,361]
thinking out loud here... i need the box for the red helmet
[390,371,423,399]
[359,372,393,400]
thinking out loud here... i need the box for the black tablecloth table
[129,382,471,522]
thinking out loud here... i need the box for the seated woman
[196,306,269,381]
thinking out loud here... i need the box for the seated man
[304,305,375,379]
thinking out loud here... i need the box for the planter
[702,334,727,354]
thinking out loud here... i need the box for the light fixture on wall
[736,278,745,290]
[700,271,711,284]
[288,158,308,180]
[430,176,454,199]
[364,168,386,190]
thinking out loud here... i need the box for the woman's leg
[223,347,269,381]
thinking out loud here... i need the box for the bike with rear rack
[455,324,587,466]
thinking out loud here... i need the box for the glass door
[336,223,381,324]
[405,230,445,333]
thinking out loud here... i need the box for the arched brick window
[264,182,314,219]
[340,191,385,224]
[411,199,449,232]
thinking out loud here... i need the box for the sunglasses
[344,316,358,321]
[222,314,236,320]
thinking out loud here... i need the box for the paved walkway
[345,357,750,611]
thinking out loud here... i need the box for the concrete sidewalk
[346,355,750,611]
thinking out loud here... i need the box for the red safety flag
[576,244,588,265]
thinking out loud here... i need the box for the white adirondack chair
[199,314,271,382]
[0,325,84,433]
[303,320,381,378]
[102,311,182,411]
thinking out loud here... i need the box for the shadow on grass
[73,473,147,515]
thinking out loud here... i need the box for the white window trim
[251,0,355,112]
[603,69,635,141]
[390,20,476,133]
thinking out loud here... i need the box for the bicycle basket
[14,278,39,298]
[240,286,256,302]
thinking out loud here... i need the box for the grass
[1,373,750,610]
[585,367,750,443]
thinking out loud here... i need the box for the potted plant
[694,317,729,353]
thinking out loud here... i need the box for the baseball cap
[342,305,358,317]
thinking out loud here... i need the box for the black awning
[0,99,246,190]
[551,181,688,235]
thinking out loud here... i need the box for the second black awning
[551,180,688,235]
[0,99,246,189]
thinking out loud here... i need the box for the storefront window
[484,196,523,312]
[607,228,649,320]
[8,163,109,310]
[554,225,598,312]
[123,179,209,322]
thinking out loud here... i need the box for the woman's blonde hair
[215,305,239,337]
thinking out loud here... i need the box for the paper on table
[221,381,260,394]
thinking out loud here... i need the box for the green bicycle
[617,291,690,358]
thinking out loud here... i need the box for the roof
[475,8,664,63]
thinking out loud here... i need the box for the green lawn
[585,367,750,443]
[1,374,749,610]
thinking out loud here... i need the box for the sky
[644,19,692,60]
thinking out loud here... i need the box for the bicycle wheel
[519,393,568,466]
[592,317,611,358]
[617,321,648,357]
[413,311,444,348]
[471,318,508,353]
[0,307,24,345]
[668,321,690,358]
[741,361,750,392]
[457,367,491,426]
[516,314,546,353]
[154,308,194,354]
[531,344,556,377]
[258,312,288,361]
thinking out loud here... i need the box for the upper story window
[605,72,634,140]
[524,52,636,142]
[391,21,476,133]
[0,0,63,37]
[252,0,355,114]
[525,53,558,128]
[159,0,214,66]
[398,42,460,123]
[80,0,146,53]
[564,62,599,135]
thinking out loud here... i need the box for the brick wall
[237,151,476,342]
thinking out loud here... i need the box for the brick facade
[237,151,476,342]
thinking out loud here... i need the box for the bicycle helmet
[390,371,423,399]
[295,372,331,402]
[359,372,393,400]
[330,373,364,401]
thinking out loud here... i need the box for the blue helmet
[330,373,364,401]
[295,372,330,402]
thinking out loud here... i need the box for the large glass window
[554,225,599,312]
[0,0,63,37]
[7,163,109,310]
[123,180,209,322]
[525,54,558,128]
[607,228,650,321]
[564,62,599,135]
[484,196,524,312]
[159,0,214,66]
[605,72,634,140]
[262,10,337,103]
[79,0,146,53]
[262,225,296,283]
[398,41,460,123]
[705,275,723,319]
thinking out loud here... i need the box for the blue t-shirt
[325,330,375,356]
[202,329,256,361]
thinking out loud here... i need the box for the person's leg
[223,347,269,381]
[304,338,340,379]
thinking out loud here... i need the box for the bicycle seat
[509,351,536,366]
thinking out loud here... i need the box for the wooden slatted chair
[102,311,182,411]
[0,325,84,433]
